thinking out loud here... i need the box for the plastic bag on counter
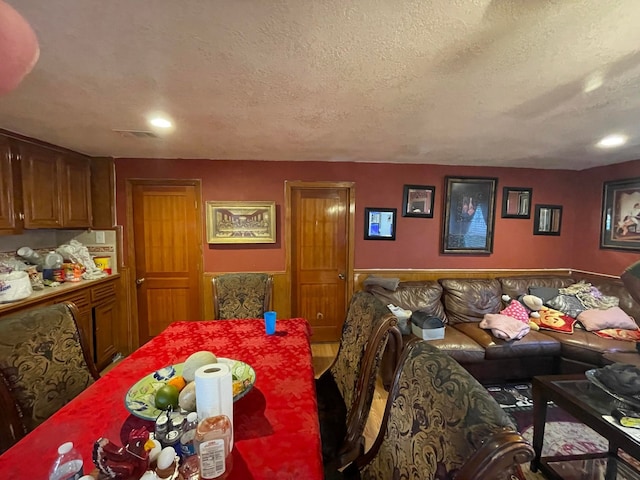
[0,258,29,273]
[0,271,33,303]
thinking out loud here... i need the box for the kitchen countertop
[0,273,120,315]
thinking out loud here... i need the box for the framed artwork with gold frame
[206,201,276,244]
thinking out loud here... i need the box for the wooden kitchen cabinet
[19,142,64,228]
[18,141,92,229]
[90,281,118,370]
[59,153,92,228]
[0,137,24,235]
[93,300,118,370]
[0,276,124,371]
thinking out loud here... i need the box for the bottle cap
[58,442,73,454]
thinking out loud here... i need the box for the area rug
[487,383,608,480]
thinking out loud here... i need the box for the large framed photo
[206,201,276,244]
[442,176,497,254]
[402,184,435,218]
[601,177,640,251]
[364,207,397,240]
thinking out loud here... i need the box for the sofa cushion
[528,286,560,303]
[534,307,576,334]
[583,278,640,322]
[546,294,586,318]
[439,278,502,324]
[499,276,575,300]
[366,281,447,323]
[594,328,640,342]
[452,323,561,359]
[541,328,638,366]
[416,328,486,364]
[576,307,638,331]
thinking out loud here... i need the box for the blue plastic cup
[264,311,276,335]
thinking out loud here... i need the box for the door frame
[125,178,204,348]
[285,181,356,331]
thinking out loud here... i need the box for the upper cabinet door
[20,142,63,228]
[60,154,92,228]
[0,137,23,234]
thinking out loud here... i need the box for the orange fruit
[167,375,187,392]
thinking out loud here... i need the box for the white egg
[139,471,159,480]
[148,439,162,463]
[156,446,176,470]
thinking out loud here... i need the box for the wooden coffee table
[531,374,640,479]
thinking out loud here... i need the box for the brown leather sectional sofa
[366,273,640,386]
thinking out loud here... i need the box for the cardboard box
[411,323,445,340]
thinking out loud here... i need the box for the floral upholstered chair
[0,302,99,452]
[316,291,402,469]
[212,273,273,319]
[333,339,533,480]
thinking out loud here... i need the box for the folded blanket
[559,281,619,310]
[480,314,530,341]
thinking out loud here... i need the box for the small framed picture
[402,185,435,218]
[364,207,397,240]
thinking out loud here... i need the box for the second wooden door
[131,181,203,345]
[289,182,354,342]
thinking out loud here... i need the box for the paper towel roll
[195,362,234,448]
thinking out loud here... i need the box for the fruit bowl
[124,358,256,420]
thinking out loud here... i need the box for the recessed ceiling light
[597,134,628,148]
[149,117,172,129]
[583,71,603,93]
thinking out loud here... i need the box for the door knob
[136,278,145,285]
[338,273,345,280]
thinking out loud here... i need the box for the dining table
[0,318,325,479]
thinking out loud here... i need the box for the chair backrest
[355,339,533,480]
[0,302,100,450]
[328,291,401,463]
[212,273,273,319]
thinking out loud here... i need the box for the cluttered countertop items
[0,239,113,305]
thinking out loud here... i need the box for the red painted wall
[115,158,639,275]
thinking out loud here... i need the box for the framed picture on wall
[206,201,276,244]
[364,207,397,240]
[601,177,640,251]
[402,184,435,218]
[442,176,497,254]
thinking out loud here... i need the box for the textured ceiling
[2,0,640,169]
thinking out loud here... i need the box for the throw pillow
[500,300,530,324]
[593,328,640,342]
[533,307,576,334]
[576,307,638,331]
[528,286,560,303]
[546,294,586,318]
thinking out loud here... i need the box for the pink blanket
[480,313,530,341]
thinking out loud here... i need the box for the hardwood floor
[311,342,388,450]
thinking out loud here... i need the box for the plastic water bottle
[49,442,84,480]
[43,251,64,282]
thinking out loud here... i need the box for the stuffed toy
[501,294,544,330]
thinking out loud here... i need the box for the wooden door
[131,181,203,345]
[59,154,92,228]
[20,142,63,228]
[288,182,354,342]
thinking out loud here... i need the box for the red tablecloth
[0,319,324,479]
